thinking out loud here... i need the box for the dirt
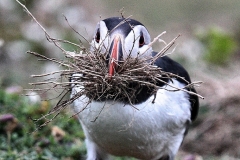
[182,65,240,158]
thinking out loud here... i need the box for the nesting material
[70,51,165,104]
[28,34,201,119]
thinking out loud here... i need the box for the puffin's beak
[109,35,122,78]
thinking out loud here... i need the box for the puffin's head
[90,17,152,77]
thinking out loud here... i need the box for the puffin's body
[71,17,199,160]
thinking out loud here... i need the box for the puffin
[71,17,199,160]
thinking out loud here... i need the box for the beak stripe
[109,36,120,78]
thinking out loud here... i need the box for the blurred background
[0,0,240,159]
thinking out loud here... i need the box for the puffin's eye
[139,34,145,47]
[95,28,100,43]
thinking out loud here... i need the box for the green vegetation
[0,88,86,160]
[196,27,237,65]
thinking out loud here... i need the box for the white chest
[72,80,191,159]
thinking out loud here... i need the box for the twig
[16,0,67,54]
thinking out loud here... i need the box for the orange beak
[109,35,122,78]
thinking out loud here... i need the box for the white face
[90,20,153,60]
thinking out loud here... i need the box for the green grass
[0,88,86,160]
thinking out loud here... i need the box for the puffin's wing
[153,52,199,121]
